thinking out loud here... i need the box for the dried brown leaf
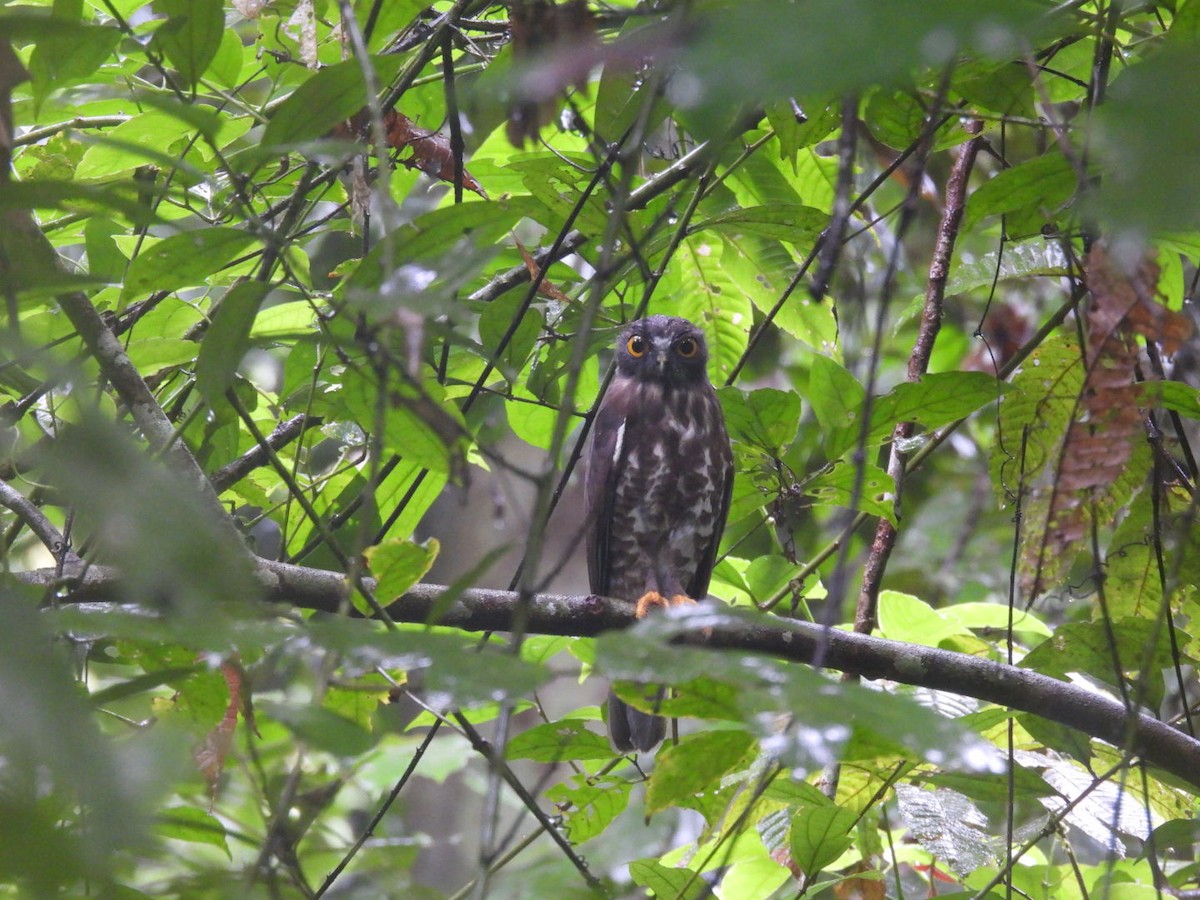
[194,658,253,801]
[1023,241,1179,595]
[333,109,487,198]
[515,237,571,302]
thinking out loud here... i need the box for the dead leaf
[515,237,571,302]
[195,657,254,802]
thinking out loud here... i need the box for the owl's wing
[686,395,735,601]
[585,380,632,596]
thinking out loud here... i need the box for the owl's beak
[653,350,668,372]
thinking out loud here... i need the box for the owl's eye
[676,337,699,358]
[626,335,646,357]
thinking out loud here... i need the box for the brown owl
[586,316,734,752]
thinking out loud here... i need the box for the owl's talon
[669,594,695,607]
[634,591,668,618]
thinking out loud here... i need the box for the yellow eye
[676,337,699,358]
[626,335,646,357]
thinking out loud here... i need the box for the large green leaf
[365,537,440,603]
[1088,40,1200,238]
[826,371,1005,462]
[153,0,224,89]
[262,55,406,148]
[679,0,1062,133]
[718,386,802,455]
[121,227,257,305]
[789,805,856,875]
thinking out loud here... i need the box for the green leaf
[945,238,1071,298]
[197,281,271,405]
[121,227,257,305]
[153,0,224,89]
[75,110,200,181]
[828,371,1005,462]
[506,719,614,763]
[801,458,897,524]
[718,386,802,454]
[124,337,198,376]
[673,236,754,383]
[250,300,315,339]
[546,775,632,844]
[922,767,1054,803]
[1088,41,1200,238]
[789,804,856,875]
[1136,379,1200,419]
[479,291,542,382]
[364,537,440,602]
[877,590,970,646]
[155,806,230,857]
[262,55,406,148]
[1021,618,1173,708]
[26,2,120,109]
[208,26,244,89]
[945,602,1052,639]
[864,89,973,152]
[766,97,841,167]
[962,151,1077,231]
[628,860,707,900]
[693,203,828,246]
[894,783,998,878]
[680,0,1062,133]
[342,196,544,296]
[0,597,147,887]
[806,355,865,453]
[258,700,375,757]
[646,729,756,814]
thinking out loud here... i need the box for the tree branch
[855,119,986,635]
[17,559,1200,792]
[210,414,323,494]
[0,481,77,564]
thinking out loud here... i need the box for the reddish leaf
[333,109,487,197]
[194,658,254,800]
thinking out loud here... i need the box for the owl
[585,315,734,752]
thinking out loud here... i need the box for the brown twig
[853,120,986,635]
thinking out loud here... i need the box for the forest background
[4,0,1200,897]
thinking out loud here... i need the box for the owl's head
[614,315,711,386]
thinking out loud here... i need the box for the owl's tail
[607,687,667,753]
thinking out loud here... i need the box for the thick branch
[210,414,323,494]
[0,481,77,563]
[18,560,1200,792]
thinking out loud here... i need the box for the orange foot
[634,592,696,617]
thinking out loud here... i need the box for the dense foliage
[3,0,1200,897]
